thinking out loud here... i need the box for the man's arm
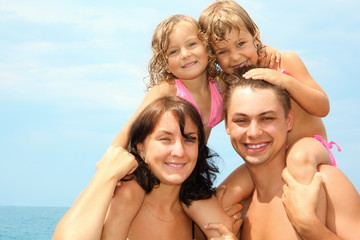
[282,166,360,240]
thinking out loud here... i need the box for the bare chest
[128,205,193,240]
[241,197,301,240]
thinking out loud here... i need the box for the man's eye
[262,117,274,121]
[234,119,247,123]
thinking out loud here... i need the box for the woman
[53,96,233,240]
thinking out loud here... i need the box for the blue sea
[0,206,68,240]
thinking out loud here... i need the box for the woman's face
[137,111,199,186]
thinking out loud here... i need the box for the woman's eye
[160,137,171,142]
[185,137,197,143]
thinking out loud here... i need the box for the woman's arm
[111,83,175,148]
[52,147,138,240]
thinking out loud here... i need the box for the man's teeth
[247,143,267,149]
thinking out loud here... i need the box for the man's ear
[287,109,294,132]
[225,120,230,135]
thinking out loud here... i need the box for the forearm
[53,173,117,240]
[283,74,329,117]
[294,215,341,240]
[111,127,130,148]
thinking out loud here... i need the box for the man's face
[225,87,293,166]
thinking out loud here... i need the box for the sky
[0,0,359,207]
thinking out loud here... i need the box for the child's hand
[204,223,238,240]
[243,68,287,89]
[259,45,281,69]
[96,146,138,184]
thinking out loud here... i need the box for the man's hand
[281,168,322,227]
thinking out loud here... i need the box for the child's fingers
[269,54,276,69]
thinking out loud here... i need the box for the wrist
[293,213,320,237]
[93,169,120,188]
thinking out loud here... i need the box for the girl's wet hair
[147,14,218,90]
[199,0,266,59]
[223,65,291,122]
[127,96,219,206]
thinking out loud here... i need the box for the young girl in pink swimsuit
[196,0,341,213]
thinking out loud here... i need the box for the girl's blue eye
[237,41,245,47]
[189,42,197,47]
[217,50,227,56]
[169,50,177,55]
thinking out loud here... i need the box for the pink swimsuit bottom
[313,135,341,167]
[281,70,341,167]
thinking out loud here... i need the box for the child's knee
[288,150,316,167]
[287,151,317,184]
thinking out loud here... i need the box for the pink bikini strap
[313,135,341,167]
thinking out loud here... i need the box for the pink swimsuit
[281,70,341,166]
[175,78,223,127]
[313,135,341,167]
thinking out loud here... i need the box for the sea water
[0,206,68,240]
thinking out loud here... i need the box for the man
[219,71,360,239]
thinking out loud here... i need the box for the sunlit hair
[147,14,218,90]
[127,96,219,205]
[223,65,291,123]
[199,0,266,59]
